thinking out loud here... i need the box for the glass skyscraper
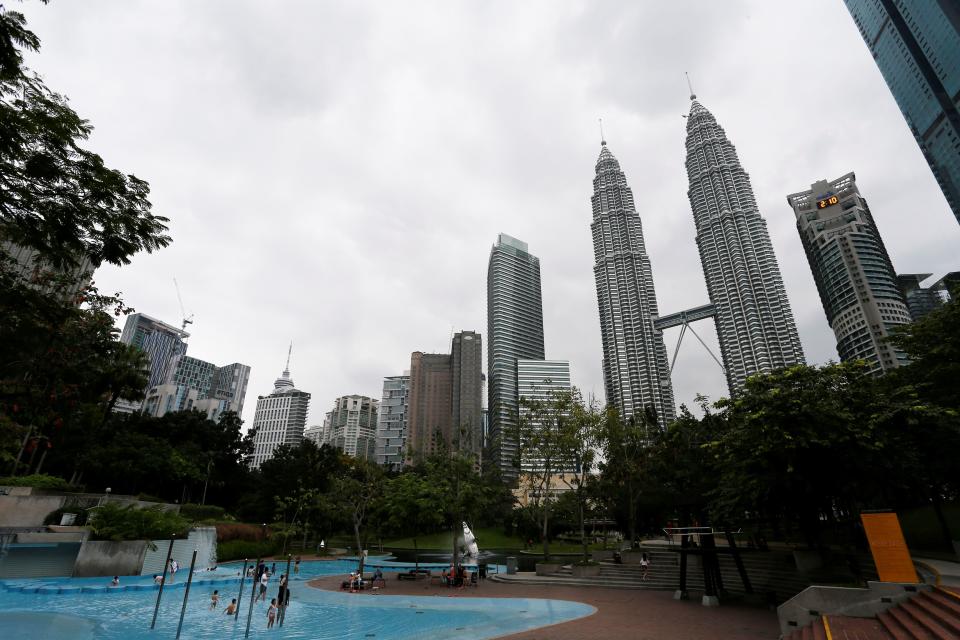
[844,0,960,225]
[788,172,910,373]
[590,141,675,427]
[684,98,806,392]
[487,234,545,482]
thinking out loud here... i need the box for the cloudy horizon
[20,0,960,429]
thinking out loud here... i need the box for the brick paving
[309,574,780,639]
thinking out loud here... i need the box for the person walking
[639,552,650,581]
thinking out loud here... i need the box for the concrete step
[878,609,912,640]
[900,600,955,639]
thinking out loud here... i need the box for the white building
[325,395,379,461]
[516,359,572,472]
[249,363,310,469]
[375,374,409,471]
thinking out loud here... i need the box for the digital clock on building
[817,195,839,209]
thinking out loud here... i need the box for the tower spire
[284,341,292,375]
[685,71,696,101]
[599,117,606,146]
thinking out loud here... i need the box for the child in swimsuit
[267,598,278,629]
[224,598,237,615]
[210,589,219,609]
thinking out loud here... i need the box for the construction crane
[173,278,194,332]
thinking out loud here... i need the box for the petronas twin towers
[592,96,804,426]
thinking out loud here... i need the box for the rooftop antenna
[598,117,606,145]
[173,278,193,332]
[685,71,697,101]
[284,341,292,374]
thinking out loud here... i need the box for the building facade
[119,313,190,394]
[591,141,675,427]
[685,98,805,392]
[249,365,310,469]
[844,1,960,225]
[143,357,250,421]
[897,272,957,321]
[324,395,379,461]
[375,374,409,471]
[487,234,545,482]
[788,172,910,373]
[451,331,483,453]
[516,359,572,472]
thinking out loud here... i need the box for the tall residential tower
[684,97,805,391]
[249,356,310,469]
[843,1,960,225]
[591,141,675,426]
[487,234,545,481]
[788,173,910,373]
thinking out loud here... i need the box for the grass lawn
[382,528,611,553]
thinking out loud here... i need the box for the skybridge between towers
[653,303,726,377]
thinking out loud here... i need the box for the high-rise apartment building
[405,331,483,461]
[591,141,675,427]
[788,172,910,373]
[685,97,805,391]
[324,395,379,461]
[516,359,572,472]
[119,313,190,393]
[375,374,409,471]
[249,363,310,469]
[487,234,545,481]
[843,1,960,225]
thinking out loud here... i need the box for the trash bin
[506,557,518,575]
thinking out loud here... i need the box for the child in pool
[224,598,237,615]
[210,589,219,609]
[267,598,278,629]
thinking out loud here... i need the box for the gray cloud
[21,0,959,426]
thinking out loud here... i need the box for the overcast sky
[20,1,960,428]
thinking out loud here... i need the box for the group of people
[441,564,473,588]
[343,567,385,593]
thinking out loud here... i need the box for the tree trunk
[627,480,637,547]
[353,520,365,576]
[541,500,551,561]
[579,488,588,564]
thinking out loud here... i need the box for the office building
[685,97,805,391]
[143,357,250,421]
[844,1,960,225]
[375,374,409,471]
[249,359,310,469]
[516,359,572,472]
[404,331,484,462]
[591,140,675,427]
[897,272,957,321]
[487,234,545,482]
[324,395,379,461]
[788,172,910,373]
[118,313,190,411]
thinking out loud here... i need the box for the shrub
[88,503,190,542]
[216,522,269,543]
[179,504,227,522]
[217,539,280,562]
[0,474,74,491]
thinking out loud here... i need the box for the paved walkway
[310,574,779,639]
[915,556,960,588]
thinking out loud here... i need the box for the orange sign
[861,512,918,583]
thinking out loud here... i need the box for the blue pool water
[0,559,594,639]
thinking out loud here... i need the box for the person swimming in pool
[224,598,237,615]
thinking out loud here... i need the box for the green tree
[887,295,960,409]
[329,458,384,575]
[595,407,654,545]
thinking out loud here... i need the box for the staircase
[784,588,960,640]
[494,547,815,602]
